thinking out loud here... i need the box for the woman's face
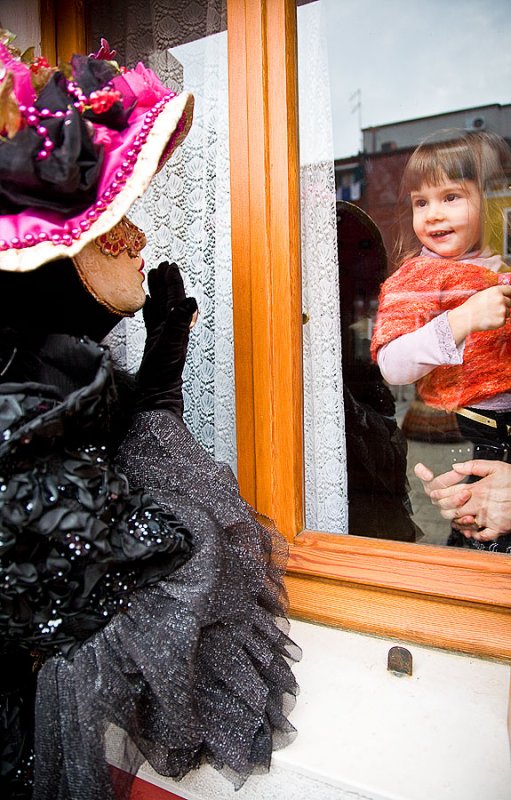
[72,217,147,315]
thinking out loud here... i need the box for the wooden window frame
[45,0,511,660]
[40,0,85,65]
[226,0,511,661]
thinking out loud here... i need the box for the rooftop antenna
[349,88,363,152]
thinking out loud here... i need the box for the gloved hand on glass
[136,261,198,417]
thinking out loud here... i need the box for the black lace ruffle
[0,334,193,660]
[0,443,193,659]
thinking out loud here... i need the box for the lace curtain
[297,1,348,532]
[88,0,347,527]
[88,0,236,471]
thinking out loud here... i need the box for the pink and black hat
[0,37,194,272]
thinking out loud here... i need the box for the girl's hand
[447,285,511,344]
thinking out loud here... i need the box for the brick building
[335,103,511,271]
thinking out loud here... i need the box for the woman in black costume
[0,37,299,799]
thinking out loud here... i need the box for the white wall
[112,620,511,800]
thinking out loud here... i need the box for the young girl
[370,130,511,550]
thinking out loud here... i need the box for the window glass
[298,0,511,550]
[86,0,237,472]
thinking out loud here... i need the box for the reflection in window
[299,0,511,545]
[339,203,420,542]
[370,130,511,552]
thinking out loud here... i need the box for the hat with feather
[0,32,194,273]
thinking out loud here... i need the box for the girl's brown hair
[393,129,511,270]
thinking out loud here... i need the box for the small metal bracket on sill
[387,646,413,676]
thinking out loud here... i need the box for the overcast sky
[303,0,511,159]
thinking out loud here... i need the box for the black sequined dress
[0,334,300,799]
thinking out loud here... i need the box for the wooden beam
[56,0,85,63]
[39,0,57,65]
[287,533,511,659]
[287,572,511,661]
[227,0,304,538]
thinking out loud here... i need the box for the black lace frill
[0,334,299,800]
[0,334,193,660]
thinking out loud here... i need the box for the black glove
[136,262,198,417]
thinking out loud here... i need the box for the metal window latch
[387,646,413,676]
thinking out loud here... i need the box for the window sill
[287,532,511,661]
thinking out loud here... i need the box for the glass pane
[86,0,237,472]
[298,0,511,551]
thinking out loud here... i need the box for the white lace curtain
[89,0,237,472]
[298,0,348,532]
[90,0,347,529]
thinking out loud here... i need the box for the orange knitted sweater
[370,256,511,411]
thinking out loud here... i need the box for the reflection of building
[335,103,511,268]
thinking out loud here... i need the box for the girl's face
[410,176,482,259]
